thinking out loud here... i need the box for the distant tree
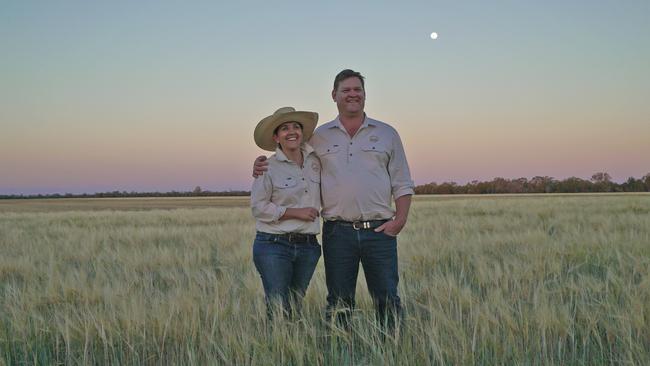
[491,178,510,194]
[591,172,613,192]
[414,183,433,194]
[643,173,650,192]
[508,178,527,193]
[466,180,481,194]
[591,172,612,183]
[193,186,202,195]
[437,182,458,195]
[555,177,592,193]
[529,176,555,193]
[622,177,646,192]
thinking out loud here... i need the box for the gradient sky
[1,0,649,194]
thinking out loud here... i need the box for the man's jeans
[253,232,321,318]
[322,221,402,329]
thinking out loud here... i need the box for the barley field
[1,194,649,365]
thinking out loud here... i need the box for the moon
[430,32,438,40]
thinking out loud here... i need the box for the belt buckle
[287,233,306,243]
[352,221,370,230]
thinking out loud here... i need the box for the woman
[250,106,321,319]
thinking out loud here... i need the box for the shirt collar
[274,143,314,163]
[330,113,375,131]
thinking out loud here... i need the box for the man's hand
[375,194,411,237]
[283,207,320,222]
[253,156,269,178]
[374,217,406,237]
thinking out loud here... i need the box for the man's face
[332,77,365,116]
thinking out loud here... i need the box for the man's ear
[331,89,336,102]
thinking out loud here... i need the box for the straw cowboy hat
[254,107,318,151]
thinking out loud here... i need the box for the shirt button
[349,153,352,156]
[349,142,353,145]
[305,190,308,193]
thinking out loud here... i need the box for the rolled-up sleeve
[251,174,286,223]
[388,130,415,199]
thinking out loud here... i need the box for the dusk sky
[2,1,649,194]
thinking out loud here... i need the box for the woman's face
[273,122,303,150]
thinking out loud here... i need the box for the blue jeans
[253,232,321,318]
[322,221,402,329]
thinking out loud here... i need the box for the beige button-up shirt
[310,115,414,221]
[251,144,321,234]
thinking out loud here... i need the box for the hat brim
[254,111,318,151]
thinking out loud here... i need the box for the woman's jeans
[253,232,321,318]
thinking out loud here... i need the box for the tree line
[2,173,650,199]
[414,172,650,195]
[0,186,249,199]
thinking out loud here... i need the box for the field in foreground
[1,194,649,365]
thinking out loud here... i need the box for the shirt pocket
[361,143,390,164]
[315,144,340,158]
[273,176,298,189]
[315,144,341,169]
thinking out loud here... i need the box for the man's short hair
[333,69,365,91]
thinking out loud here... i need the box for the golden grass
[0,197,250,213]
[0,194,649,364]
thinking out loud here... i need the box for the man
[254,69,414,329]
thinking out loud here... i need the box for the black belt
[261,232,318,244]
[329,219,389,230]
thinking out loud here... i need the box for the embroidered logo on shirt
[311,161,320,172]
[369,135,379,142]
